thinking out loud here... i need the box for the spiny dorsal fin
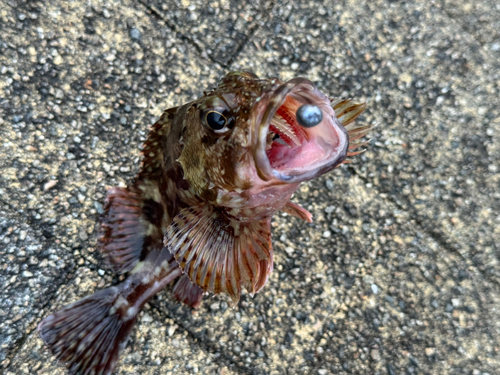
[164,204,273,303]
[138,107,177,180]
[331,97,374,163]
[331,98,366,127]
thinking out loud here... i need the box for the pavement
[0,0,499,374]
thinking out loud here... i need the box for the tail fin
[38,286,136,375]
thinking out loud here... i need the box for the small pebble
[371,349,381,361]
[43,180,58,191]
[167,325,177,336]
[210,302,220,311]
[130,28,141,41]
[79,228,88,241]
[141,313,153,323]
[94,201,104,214]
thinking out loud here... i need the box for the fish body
[38,71,370,374]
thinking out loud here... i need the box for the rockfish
[38,71,371,374]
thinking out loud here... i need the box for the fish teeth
[270,115,301,147]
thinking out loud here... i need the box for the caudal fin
[38,287,136,375]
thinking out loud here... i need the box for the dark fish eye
[201,107,234,134]
[200,95,235,134]
[205,110,227,130]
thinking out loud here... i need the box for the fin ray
[38,287,137,375]
[164,205,273,303]
[172,275,204,309]
[98,183,166,274]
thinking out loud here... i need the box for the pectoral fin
[164,205,273,303]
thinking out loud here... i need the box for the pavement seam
[136,0,222,67]
[348,164,500,290]
[2,264,79,371]
[137,0,278,69]
[223,0,279,68]
[0,203,98,370]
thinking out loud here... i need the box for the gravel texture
[1,0,499,374]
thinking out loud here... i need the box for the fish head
[177,71,350,217]
[169,72,367,300]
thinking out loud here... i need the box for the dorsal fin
[330,97,374,163]
[138,107,177,180]
[98,181,167,274]
[164,204,273,303]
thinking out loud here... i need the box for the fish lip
[251,78,349,184]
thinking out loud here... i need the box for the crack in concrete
[137,0,222,66]
[137,0,277,69]
[348,164,500,290]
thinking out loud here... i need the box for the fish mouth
[252,78,349,183]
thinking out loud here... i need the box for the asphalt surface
[1,0,499,374]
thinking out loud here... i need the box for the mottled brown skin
[37,71,370,375]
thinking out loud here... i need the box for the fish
[38,71,371,375]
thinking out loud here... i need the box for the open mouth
[252,78,349,183]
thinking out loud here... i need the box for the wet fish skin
[38,71,370,375]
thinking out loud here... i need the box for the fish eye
[200,96,235,134]
[205,110,227,131]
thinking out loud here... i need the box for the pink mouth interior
[265,96,330,171]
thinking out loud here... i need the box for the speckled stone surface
[1,0,499,374]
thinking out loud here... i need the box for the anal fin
[172,275,204,309]
[164,205,273,303]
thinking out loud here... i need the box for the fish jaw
[251,78,349,184]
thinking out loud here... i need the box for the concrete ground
[1,0,499,374]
